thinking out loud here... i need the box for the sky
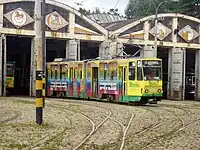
[57,0,129,15]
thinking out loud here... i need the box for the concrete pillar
[68,12,75,35]
[140,45,154,57]
[168,48,186,100]
[0,4,3,28]
[99,41,120,59]
[141,21,155,57]
[116,42,123,56]
[144,21,150,41]
[0,4,3,96]
[195,25,200,100]
[66,39,80,60]
[77,40,80,61]
[168,17,186,100]
[0,35,2,96]
[30,38,36,96]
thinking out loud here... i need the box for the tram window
[104,63,108,80]
[129,68,135,80]
[74,70,76,78]
[60,65,62,80]
[7,65,14,77]
[192,76,195,84]
[55,69,58,79]
[118,68,122,80]
[104,70,107,80]
[69,68,73,79]
[80,71,82,79]
[111,70,117,80]
[50,65,53,79]
[51,69,53,79]
[137,67,143,80]
[61,65,67,80]
[66,70,68,79]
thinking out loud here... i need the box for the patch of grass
[42,127,70,149]
[15,100,35,105]
[0,121,52,129]
[7,143,27,149]
[81,142,120,150]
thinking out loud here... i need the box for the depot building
[0,0,200,101]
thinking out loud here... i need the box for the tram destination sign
[143,60,161,66]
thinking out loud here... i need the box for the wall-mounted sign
[11,9,27,26]
[149,22,172,41]
[4,8,34,28]
[178,25,199,42]
[46,11,68,31]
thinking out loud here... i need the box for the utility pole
[42,0,46,108]
[148,0,179,57]
[34,0,45,125]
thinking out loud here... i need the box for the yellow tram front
[125,58,163,104]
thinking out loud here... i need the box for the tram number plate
[151,88,157,93]
[86,35,91,40]
[16,29,21,34]
[51,32,58,37]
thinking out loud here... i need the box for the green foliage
[78,7,120,16]
[125,0,200,18]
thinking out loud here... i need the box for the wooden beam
[118,38,200,49]
[0,28,106,41]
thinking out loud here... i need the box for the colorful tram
[46,57,163,104]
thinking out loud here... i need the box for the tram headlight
[145,89,149,93]
[158,89,162,93]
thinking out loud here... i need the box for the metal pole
[3,35,6,97]
[0,34,2,96]
[149,0,168,58]
[42,0,46,108]
[154,8,158,57]
[35,0,44,125]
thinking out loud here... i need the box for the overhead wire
[113,0,120,9]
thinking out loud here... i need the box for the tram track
[3,97,200,150]
[138,104,190,149]
[23,108,72,150]
[3,97,124,149]
[40,99,113,149]
[49,98,138,150]
[0,110,22,123]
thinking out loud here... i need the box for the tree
[125,0,200,18]
[108,8,120,16]
[178,0,200,17]
[78,7,91,15]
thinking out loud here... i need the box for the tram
[46,57,163,104]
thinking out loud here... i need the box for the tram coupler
[148,98,158,104]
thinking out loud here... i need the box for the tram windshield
[142,60,162,80]
[7,65,14,77]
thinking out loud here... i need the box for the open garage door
[7,36,31,96]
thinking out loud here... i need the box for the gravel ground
[0,97,200,150]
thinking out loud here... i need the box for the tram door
[69,67,73,96]
[92,67,98,98]
[119,66,127,97]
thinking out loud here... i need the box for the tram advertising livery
[46,57,163,104]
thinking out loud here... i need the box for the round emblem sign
[47,13,62,30]
[11,9,27,26]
